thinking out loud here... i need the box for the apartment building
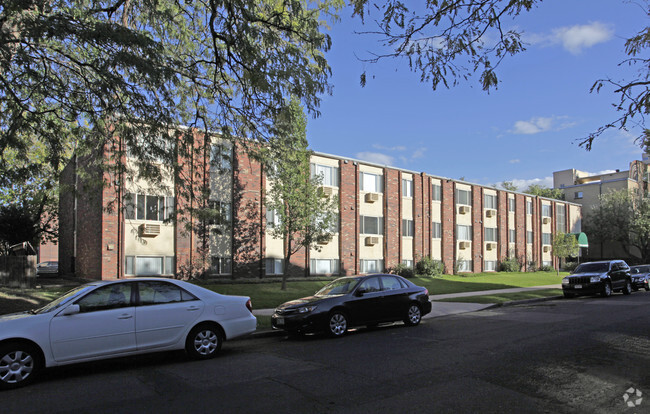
[554,156,650,259]
[58,136,582,280]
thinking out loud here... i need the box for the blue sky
[306,1,647,189]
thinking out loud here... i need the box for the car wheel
[632,287,639,292]
[404,303,422,326]
[601,282,612,298]
[645,286,650,292]
[0,342,41,390]
[563,291,575,299]
[186,324,223,360]
[623,279,632,295]
[327,311,348,337]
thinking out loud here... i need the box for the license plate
[275,317,284,326]
[574,284,582,289]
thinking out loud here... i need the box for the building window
[542,204,552,217]
[556,205,566,232]
[508,198,515,212]
[208,201,232,226]
[527,231,533,244]
[265,258,284,275]
[542,261,552,267]
[266,209,281,227]
[402,259,413,268]
[542,233,552,245]
[432,184,442,201]
[457,260,472,272]
[125,256,174,276]
[360,172,383,192]
[211,257,232,274]
[526,200,533,215]
[484,194,497,210]
[457,224,472,241]
[485,227,498,242]
[310,259,340,275]
[210,144,232,172]
[509,229,516,243]
[311,164,339,187]
[360,259,384,274]
[574,191,583,199]
[402,179,414,198]
[402,219,414,237]
[125,193,174,221]
[432,221,442,239]
[484,260,497,271]
[456,189,472,206]
[360,216,384,235]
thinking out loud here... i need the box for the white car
[0,278,257,390]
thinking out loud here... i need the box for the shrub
[563,261,579,272]
[416,256,445,277]
[499,256,521,272]
[538,264,553,272]
[392,263,415,278]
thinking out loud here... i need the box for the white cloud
[509,159,521,164]
[355,152,394,166]
[497,176,554,190]
[372,144,407,152]
[527,22,614,54]
[411,147,427,159]
[510,116,574,135]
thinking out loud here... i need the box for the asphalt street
[5,292,650,414]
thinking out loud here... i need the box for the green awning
[570,232,589,247]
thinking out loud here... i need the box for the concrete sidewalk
[252,284,563,319]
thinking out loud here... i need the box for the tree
[523,184,564,200]
[500,181,518,191]
[584,190,650,263]
[0,0,342,216]
[262,98,338,290]
[350,0,649,148]
[551,232,579,276]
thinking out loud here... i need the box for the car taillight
[246,299,253,313]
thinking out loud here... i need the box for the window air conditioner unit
[140,223,161,237]
[542,217,550,224]
[486,242,496,251]
[543,245,550,252]
[459,205,470,214]
[365,236,379,246]
[317,237,329,245]
[486,209,496,218]
[321,187,333,197]
[459,241,470,249]
[365,192,379,203]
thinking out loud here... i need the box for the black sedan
[630,265,650,291]
[271,274,432,337]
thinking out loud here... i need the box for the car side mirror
[60,304,80,316]
[355,288,366,297]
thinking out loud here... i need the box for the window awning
[570,232,589,247]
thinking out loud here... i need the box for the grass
[434,289,564,304]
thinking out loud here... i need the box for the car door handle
[186,306,201,311]
[118,314,133,319]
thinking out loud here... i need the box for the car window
[359,277,381,293]
[380,276,404,291]
[574,263,609,273]
[316,278,360,295]
[138,281,197,305]
[77,283,133,312]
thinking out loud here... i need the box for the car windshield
[632,266,650,274]
[315,278,361,296]
[573,263,609,273]
[33,284,95,314]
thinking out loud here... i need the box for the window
[211,257,232,274]
[359,277,381,292]
[526,231,533,244]
[484,194,497,209]
[456,189,472,206]
[311,164,339,187]
[314,212,340,233]
[265,258,284,275]
[266,209,281,227]
[542,233,552,245]
[402,219,414,237]
[508,198,515,212]
[360,259,384,274]
[432,222,442,239]
[542,204,552,217]
[210,144,232,172]
[457,224,472,241]
[310,259,340,275]
[484,261,497,271]
[138,281,197,305]
[208,201,232,226]
[574,191,583,199]
[402,260,413,268]
[526,200,533,215]
[125,256,174,276]
[380,275,407,290]
[125,193,174,221]
[509,229,516,243]
[542,261,552,267]
[432,183,442,201]
[402,179,414,198]
[457,260,472,272]
[556,205,566,232]
[360,216,383,235]
[77,283,133,312]
[360,172,383,192]
[484,227,498,242]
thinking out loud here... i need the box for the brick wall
[472,186,483,273]
[384,168,400,269]
[441,180,455,273]
[498,191,508,261]
[339,160,358,275]
[515,194,526,269]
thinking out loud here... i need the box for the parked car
[272,274,432,337]
[36,261,58,277]
[0,278,256,390]
[630,265,650,291]
[562,260,633,298]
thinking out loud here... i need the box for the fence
[0,255,37,288]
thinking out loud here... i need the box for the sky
[305,0,647,189]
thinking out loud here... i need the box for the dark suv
[562,260,632,298]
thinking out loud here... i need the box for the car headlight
[590,276,601,283]
[562,278,570,285]
[297,305,317,314]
